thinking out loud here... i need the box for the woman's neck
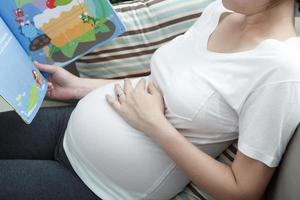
[239,0,297,41]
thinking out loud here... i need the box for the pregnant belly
[63,77,190,199]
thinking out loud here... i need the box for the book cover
[0,0,126,66]
[0,17,47,124]
[0,0,126,124]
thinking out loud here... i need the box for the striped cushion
[217,141,238,165]
[110,0,132,4]
[75,0,214,78]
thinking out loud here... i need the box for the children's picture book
[0,0,126,124]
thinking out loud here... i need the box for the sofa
[1,0,299,199]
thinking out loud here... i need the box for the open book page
[0,17,47,124]
[0,0,125,66]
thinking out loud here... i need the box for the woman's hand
[105,78,166,134]
[35,61,82,100]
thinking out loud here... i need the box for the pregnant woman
[1,0,300,199]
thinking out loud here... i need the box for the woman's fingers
[45,81,54,98]
[34,61,56,74]
[124,78,133,94]
[114,83,126,103]
[47,81,54,90]
[106,94,121,111]
[147,81,159,95]
[135,78,146,91]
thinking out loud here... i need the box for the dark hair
[297,0,300,12]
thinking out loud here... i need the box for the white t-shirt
[150,0,300,167]
[63,0,300,199]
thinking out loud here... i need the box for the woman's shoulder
[191,0,225,27]
[268,37,300,81]
[202,0,222,14]
[275,37,300,67]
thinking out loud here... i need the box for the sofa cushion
[75,0,214,78]
[266,124,300,200]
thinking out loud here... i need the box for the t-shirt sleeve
[238,83,300,167]
[189,0,219,29]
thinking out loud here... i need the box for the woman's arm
[75,77,149,99]
[146,116,275,200]
[35,62,147,100]
[72,78,119,99]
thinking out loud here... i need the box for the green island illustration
[15,82,39,115]
[14,68,44,117]
[27,82,39,113]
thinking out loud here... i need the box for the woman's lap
[0,105,100,200]
[0,105,74,160]
[0,160,99,200]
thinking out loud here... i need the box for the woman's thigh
[0,160,100,200]
[0,105,75,160]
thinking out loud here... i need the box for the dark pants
[0,105,101,200]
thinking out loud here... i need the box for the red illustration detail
[15,8,25,25]
[46,0,56,9]
[15,8,24,17]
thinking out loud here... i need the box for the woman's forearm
[75,75,149,99]
[75,78,118,99]
[145,117,245,200]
